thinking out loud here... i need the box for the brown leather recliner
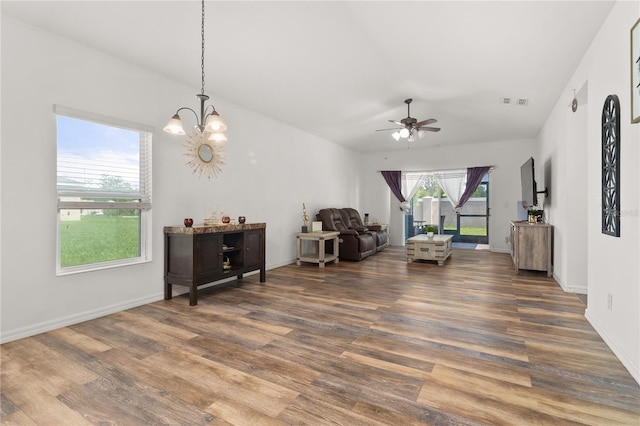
[317,208,376,261]
[341,208,388,252]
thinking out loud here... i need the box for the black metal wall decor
[601,94,620,237]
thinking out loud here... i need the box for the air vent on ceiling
[500,97,529,106]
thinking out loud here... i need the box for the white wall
[0,16,361,342]
[538,1,639,383]
[359,139,537,250]
[538,83,589,294]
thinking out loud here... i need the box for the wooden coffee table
[406,234,453,265]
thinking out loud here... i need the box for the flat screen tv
[520,157,538,207]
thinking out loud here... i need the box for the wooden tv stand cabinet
[164,223,266,305]
[509,221,553,277]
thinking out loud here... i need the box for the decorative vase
[184,218,193,227]
[238,216,246,224]
[427,232,434,238]
[222,215,230,224]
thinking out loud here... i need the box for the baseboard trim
[0,293,164,344]
[585,309,640,385]
[553,273,587,294]
[269,259,297,269]
[490,248,510,254]
[1,264,287,344]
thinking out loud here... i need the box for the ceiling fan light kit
[377,98,440,142]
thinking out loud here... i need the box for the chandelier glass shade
[208,131,228,142]
[204,111,227,132]
[163,114,186,135]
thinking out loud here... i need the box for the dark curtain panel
[456,166,490,210]
[380,170,405,202]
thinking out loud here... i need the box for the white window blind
[55,105,152,209]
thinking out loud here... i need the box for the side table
[296,231,340,268]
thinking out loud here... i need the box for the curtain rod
[377,165,494,174]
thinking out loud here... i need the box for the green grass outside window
[59,215,140,267]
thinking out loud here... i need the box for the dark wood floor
[2,247,639,425]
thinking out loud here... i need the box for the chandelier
[163,0,227,142]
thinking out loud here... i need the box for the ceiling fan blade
[416,118,437,126]
[378,100,442,137]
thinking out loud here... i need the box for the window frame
[55,105,153,275]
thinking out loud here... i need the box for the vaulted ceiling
[1,1,614,152]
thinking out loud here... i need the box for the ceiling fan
[376,98,440,142]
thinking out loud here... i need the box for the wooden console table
[406,234,453,265]
[296,231,340,268]
[164,223,266,305]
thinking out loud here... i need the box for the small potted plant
[425,225,437,238]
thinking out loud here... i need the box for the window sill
[56,256,151,277]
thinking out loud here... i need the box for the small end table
[296,231,340,268]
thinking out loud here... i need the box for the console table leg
[189,285,198,306]
[164,281,172,300]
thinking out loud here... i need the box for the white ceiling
[1,1,614,153]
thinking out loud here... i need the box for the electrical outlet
[607,293,613,311]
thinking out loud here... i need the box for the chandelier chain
[200,0,205,95]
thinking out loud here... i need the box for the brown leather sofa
[317,208,388,261]
[342,208,389,252]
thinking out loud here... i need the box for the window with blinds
[55,105,153,274]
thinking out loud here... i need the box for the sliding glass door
[407,173,489,245]
[443,174,489,244]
